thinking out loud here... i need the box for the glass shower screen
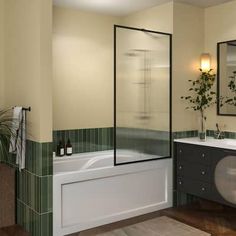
[114,25,172,165]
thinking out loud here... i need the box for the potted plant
[0,109,15,161]
[181,69,216,141]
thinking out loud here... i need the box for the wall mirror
[217,40,236,116]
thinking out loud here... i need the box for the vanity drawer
[177,161,211,183]
[177,177,212,199]
[176,143,218,165]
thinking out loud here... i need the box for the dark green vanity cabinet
[175,142,236,208]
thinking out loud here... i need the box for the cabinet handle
[179,149,182,154]
[179,181,182,185]
[179,165,183,170]
[202,153,205,158]
[201,171,206,175]
[201,187,205,191]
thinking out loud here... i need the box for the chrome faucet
[214,123,225,139]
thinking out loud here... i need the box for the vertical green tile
[78,129,83,153]
[42,143,53,176]
[17,200,52,236]
[40,212,53,236]
[89,129,92,151]
[40,176,52,213]
[15,139,53,236]
[82,129,86,152]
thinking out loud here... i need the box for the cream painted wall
[205,0,236,132]
[118,3,173,131]
[121,2,173,33]
[172,3,205,131]
[39,0,53,142]
[4,0,52,142]
[0,0,4,108]
[53,1,236,133]
[53,7,119,130]
[53,3,173,131]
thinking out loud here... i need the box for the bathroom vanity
[175,137,236,208]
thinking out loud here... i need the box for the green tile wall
[17,200,52,236]
[52,128,205,157]
[0,140,53,236]
[117,128,170,157]
[172,130,198,139]
[53,127,114,154]
[207,130,236,139]
[173,130,236,140]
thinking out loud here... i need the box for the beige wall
[205,0,236,132]
[0,0,4,108]
[4,0,52,142]
[53,7,119,130]
[39,0,53,142]
[172,3,205,131]
[121,2,173,33]
[53,1,236,133]
[118,3,173,131]
[53,3,173,131]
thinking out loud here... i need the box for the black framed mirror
[217,40,236,116]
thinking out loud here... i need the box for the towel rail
[12,106,31,112]
[22,107,31,112]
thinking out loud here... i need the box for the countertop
[174,137,236,151]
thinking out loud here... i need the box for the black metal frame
[114,24,172,166]
[12,106,31,112]
[217,39,236,116]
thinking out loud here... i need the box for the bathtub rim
[53,150,113,162]
[54,158,172,187]
[53,150,172,176]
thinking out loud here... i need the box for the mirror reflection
[218,40,236,115]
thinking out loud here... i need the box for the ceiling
[53,0,234,16]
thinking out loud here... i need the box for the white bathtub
[53,150,173,236]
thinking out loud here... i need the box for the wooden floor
[0,225,29,236]
[71,200,236,236]
[1,201,235,236]
[165,201,236,236]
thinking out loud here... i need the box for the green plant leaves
[0,109,17,161]
[181,69,216,112]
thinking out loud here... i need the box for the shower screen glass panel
[115,25,172,165]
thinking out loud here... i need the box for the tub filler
[53,151,173,236]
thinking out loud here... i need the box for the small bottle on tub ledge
[57,141,65,157]
[66,138,73,156]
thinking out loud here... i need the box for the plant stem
[200,109,204,132]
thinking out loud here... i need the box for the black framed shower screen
[114,25,172,166]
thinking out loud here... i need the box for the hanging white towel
[9,107,26,170]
